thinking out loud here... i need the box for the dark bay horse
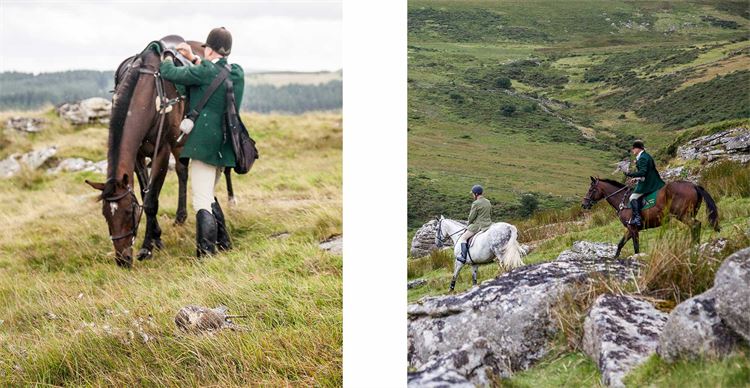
[582,177,720,258]
[85,37,234,267]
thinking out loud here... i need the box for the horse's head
[582,176,605,209]
[86,174,142,267]
[434,215,447,248]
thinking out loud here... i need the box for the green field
[408,0,750,229]
[0,111,342,385]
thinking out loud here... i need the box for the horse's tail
[500,226,525,269]
[696,185,720,232]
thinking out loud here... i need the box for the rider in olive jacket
[624,140,665,227]
[456,185,492,263]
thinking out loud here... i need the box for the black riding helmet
[203,27,232,56]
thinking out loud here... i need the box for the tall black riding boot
[628,199,642,227]
[212,197,232,251]
[456,242,469,264]
[196,209,218,258]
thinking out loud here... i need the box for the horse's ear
[85,180,105,191]
[590,176,595,182]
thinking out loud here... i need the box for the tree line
[0,70,342,114]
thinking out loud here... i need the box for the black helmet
[472,185,483,195]
[632,140,645,150]
[203,27,232,56]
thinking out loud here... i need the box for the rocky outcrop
[0,146,57,178]
[56,97,111,125]
[407,338,499,387]
[407,241,640,383]
[583,294,668,387]
[4,117,45,133]
[677,126,750,165]
[319,235,343,255]
[713,246,750,343]
[411,220,440,258]
[408,279,427,290]
[47,158,107,175]
[658,292,741,362]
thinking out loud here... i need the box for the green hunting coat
[626,151,665,194]
[467,196,492,233]
[160,57,244,167]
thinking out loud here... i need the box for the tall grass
[699,160,750,200]
[0,112,342,386]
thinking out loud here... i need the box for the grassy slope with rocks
[408,0,750,384]
[0,111,342,385]
[408,0,750,229]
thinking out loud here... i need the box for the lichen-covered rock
[48,158,107,175]
[408,338,502,387]
[0,147,57,178]
[4,116,45,133]
[56,97,111,125]
[583,294,668,387]
[408,241,640,381]
[676,126,750,164]
[713,246,750,343]
[174,305,238,332]
[411,220,440,258]
[658,291,741,362]
[319,235,342,255]
[408,279,427,290]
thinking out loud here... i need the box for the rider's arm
[160,59,210,86]
[467,203,478,224]
[625,155,648,178]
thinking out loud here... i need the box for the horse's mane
[599,178,625,188]
[105,53,144,198]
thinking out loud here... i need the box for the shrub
[520,194,539,217]
[500,104,516,117]
[495,77,512,89]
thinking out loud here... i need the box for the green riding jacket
[467,196,492,233]
[160,57,244,167]
[626,151,665,194]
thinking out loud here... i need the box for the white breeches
[629,192,644,202]
[190,159,222,212]
[457,230,475,245]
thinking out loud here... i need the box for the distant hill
[0,69,342,114]
[407,0,750,229]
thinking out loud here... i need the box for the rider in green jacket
[624,140,665,227]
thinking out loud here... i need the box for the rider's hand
[176,43,194,61]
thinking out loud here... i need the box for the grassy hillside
[407,0,750,229]
[0,111,342,385]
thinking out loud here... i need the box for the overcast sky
[0,0,342,73]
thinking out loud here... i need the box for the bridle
[103,182,143,241]
[584,179,631,209]
[435,218,466,248]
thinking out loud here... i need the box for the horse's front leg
[224,167,236,206]
[471,265,479,286]
[614,230,632,258]
[632,229,640,254]
[175,156,189,225]
[138,146,171,261]
[450,259,464,292]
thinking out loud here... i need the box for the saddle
[157,35,193,67]
[467,228,489,247]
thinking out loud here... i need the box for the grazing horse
[581,177,720,258]
[84,37,189,266]
[434,216,525,291]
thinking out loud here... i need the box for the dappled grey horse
[435,216,525,291]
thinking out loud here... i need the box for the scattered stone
[47,158,107,174]
[677,127,750,165]
[583,294,668,387]
[0,146,57,178]
[411,220,440,258]
[56,97,111,125]
[271,231,291,240]
[4,116,45,133]
[174,305,240,332]
[660,165,699,183]
[408,279,427,290]
[408,241,640,380]
[44,312,57,320]
[408,338,501,387]
[658,291,741,362]
[713,247,750,343]
[319,235,342,255]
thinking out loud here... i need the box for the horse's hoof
[137,249,152,261]
[175,213,187,225]
[228,197,238,207]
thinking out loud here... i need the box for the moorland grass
[0,111,342,386]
